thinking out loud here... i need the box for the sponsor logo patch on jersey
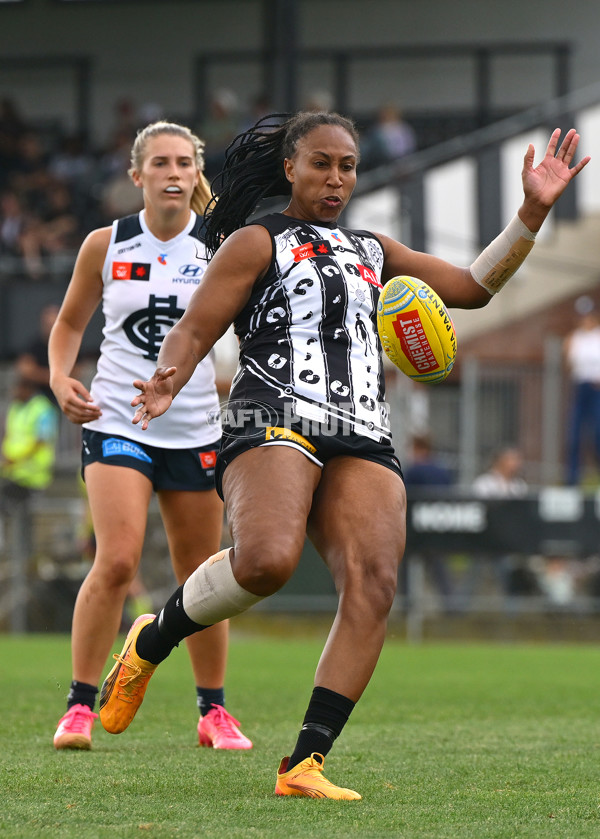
[357,264,382,288]
[199,450,217,470]
[101,437,152,462]
[291,240,334,262]
[112,262,152,281]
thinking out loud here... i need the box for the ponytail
[129,120,212,215]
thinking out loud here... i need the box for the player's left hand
[522,128,590,213]
[131,366,176,430]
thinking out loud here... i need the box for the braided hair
[204,110,360,256]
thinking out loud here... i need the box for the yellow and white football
[377,275,457,384]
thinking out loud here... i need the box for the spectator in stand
[302,90,334,113]
[197,89,240,179]
[469,447,537,602]
[362,103,417,170]
[98,127,137,182]
[472,447,528,498]
[403,433,454,490]
[9,131,53,208]
[97,128,145,223]
[0,97,27,189]
[0,187,49,279]
[15,303,62,406]
[239,92,274,133]
[16,182,83,279]
[0,104,101,277]
[0,189,31,259]
[48,131,96,195]
[48,134,100,231]
[402,433,455,611]
[563,295,600,486]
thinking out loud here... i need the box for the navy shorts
[82,429,220,492]
[214,408,402,500]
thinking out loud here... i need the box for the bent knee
[232,539,303,596]
[367,567,398,615]
[340,562,398,618]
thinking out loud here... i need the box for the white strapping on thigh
[182,548,264,624]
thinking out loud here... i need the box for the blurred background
[1,0,600,639]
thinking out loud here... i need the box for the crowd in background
[0,90,417,283]
[2,88,600,627]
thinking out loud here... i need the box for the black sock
[197,686,225,717]
[135,585,209,665]
[286,686,356,769]
[67,680,98,712]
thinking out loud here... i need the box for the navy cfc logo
[123,294,184,360]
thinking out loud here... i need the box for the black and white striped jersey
[229,213,391,442]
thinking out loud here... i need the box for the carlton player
[48,122,251,753]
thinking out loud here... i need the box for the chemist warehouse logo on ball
[393,310,438,372]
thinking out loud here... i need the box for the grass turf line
[1,632,599,838]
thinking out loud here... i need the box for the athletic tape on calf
[182,548,263,624]
[470,214,536,294]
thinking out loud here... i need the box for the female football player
[99,111,588,797]
[49,121,251,752]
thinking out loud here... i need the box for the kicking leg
[99,446,320,733]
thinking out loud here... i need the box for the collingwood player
[100,112,588,798]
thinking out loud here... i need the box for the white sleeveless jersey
[84,210,220,448]
[229,213,390,441]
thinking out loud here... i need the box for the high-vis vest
[1,393,58,490]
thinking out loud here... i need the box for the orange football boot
[99,614,157,734]
[275,752,362,800]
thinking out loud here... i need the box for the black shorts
[214,408,402,499]
[82,429,220,492]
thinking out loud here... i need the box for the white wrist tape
[182,548,263,624]
[470,214,537,294]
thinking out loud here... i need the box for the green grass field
[1,619,600,839]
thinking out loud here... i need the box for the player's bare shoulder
[77,225,112,267]
[67,225,113,296]
[210,223,273,283]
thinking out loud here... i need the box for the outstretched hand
[131,366,177,430]
[522,128,590,211]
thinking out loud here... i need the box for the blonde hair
[128,120,213,215]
